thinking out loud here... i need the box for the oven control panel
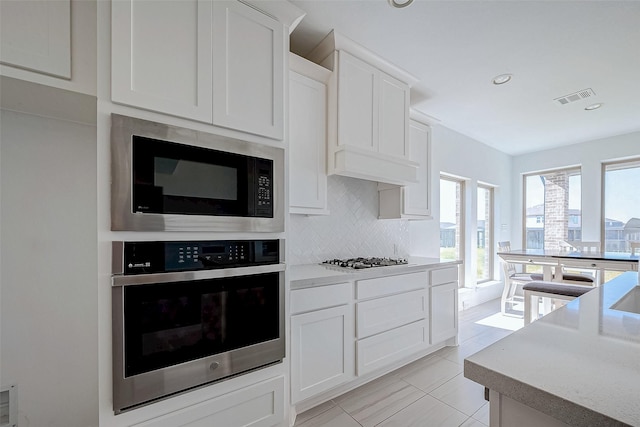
[115,239,280,275]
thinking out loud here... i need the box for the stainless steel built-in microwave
[111,114,284,232]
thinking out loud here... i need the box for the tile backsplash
[288,175,410,265]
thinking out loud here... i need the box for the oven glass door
[123,272,279,377]
[132,135,272,218]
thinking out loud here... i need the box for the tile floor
[293,298,524,427]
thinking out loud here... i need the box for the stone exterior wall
[543,171,569,250]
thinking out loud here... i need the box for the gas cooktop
[322,257,408,269]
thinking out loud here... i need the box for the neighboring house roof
[439,222,456,230]
[624,218,640,231]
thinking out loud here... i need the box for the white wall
[0,109,98,427]
[410,125,513,290]
[511,131,640,250]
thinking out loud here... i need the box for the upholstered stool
[522,281,594,325]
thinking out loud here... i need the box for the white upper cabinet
[1,0,96,97]
[212,1,284,139]
[0,0,71,79]
[379,110,434,219]
[111,0,303,139]
[111,0,213,122]
[307,30,419,186]
[289,53,330,215]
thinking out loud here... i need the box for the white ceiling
[289,0,640,156]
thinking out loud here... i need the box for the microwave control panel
[117,240,280,275]
[254,158,273,217]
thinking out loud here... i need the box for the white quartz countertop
[464,271,640,427]
[289,257,462,289]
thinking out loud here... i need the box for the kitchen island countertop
[289,257,462,289]
[464,271,640,426]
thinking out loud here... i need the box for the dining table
[497,248,639,286]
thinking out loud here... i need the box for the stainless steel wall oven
[111,114,284,232]
[111,239,284,414]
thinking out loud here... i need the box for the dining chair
[556,240,599,285]
[561,241,601,252]
[498,241,541,316]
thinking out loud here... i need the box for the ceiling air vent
[554,88,596,105]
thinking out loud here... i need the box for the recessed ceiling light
[585,103,603,111]
[388,0,413,8]
[492,74,512,85]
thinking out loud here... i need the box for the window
[523,167,582,250]
[603,159,640,252]
[477,184,494,283]
[440,176,464,264]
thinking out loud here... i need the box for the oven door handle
[112,263,285,287]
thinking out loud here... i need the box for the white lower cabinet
[132,376,284,427]
[290,284,354,403]
[290,267,459,406]
[430,268,459,344]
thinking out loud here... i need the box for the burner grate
[322,257,408,269]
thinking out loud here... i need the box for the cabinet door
[403,120,431,216]
[430,281,458,344]
[111,0,213,122]
[291,305,354,403]
[289,70,328,214]
[337,51,377,151]
[378,72,410,159]
[0,0,71,78]
[213,1,284,139]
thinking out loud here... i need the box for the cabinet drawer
[356,289,426,339]
[291,282,351,314]
[357,320,428,376]
[132,376,284,427]
[430,267,458,286]
[356,271,426,300]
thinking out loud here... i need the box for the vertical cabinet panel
[111,0,213,122]
[403,120,431,216]
[430,281,458,344]
[0,0,71,78]
[289,69,328,214]
[213,1,284,139]
[291,305,354,403]
[337,51,377,151]
[378,73,409,158]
